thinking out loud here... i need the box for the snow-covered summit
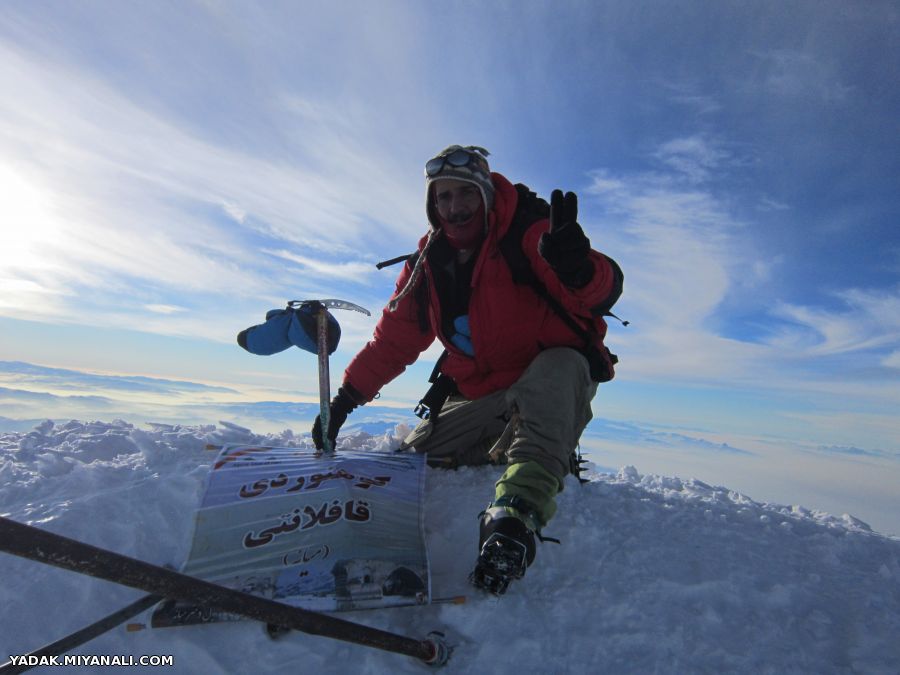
[1,419,898,673]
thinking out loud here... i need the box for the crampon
[469,507,536,595]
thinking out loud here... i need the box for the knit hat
[424,145,494,228]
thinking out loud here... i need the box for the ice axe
[237,298,370,454]
[292,299,371,454]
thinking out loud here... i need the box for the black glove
[312,384,363,450]
[538,190,594,288]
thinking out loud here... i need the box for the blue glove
[450,315,474,356]
[237,304,341,356]
[237,309,293,355]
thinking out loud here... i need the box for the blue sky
[1,3,899,527]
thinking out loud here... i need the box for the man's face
[432,178,484,248]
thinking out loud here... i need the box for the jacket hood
[389,173,519,313]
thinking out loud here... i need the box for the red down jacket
[344,172,619,402]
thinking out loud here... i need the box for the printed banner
[152,446,428,627]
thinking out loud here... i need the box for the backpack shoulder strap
[498,184,549,286]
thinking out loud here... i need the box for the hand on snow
[312,385,362,450]
[539,190,594,289]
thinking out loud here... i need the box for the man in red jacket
[313,145,622,594]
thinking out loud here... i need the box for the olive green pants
[399,347,598,485]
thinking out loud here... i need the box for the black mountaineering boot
[469,505,537,595]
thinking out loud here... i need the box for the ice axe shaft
[292,299,370,454]
[316,303,333,453]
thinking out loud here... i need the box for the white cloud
[776,409,900,450]
[660,80,723,116]
[769,288,900,356]
[750,49,854,103]
[750,258,779,284]
[758,197,790,212]
[144,304,188,315]
[263,249,375,284]
[0,38,422,337]
[222,202,247,224]
[652,135,734,183]
[0,163,66,278]
[583,149,900,405]
[586,165,744,328]
[0,277,71,315]
[584,161,772,385]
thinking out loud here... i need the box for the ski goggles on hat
[425,146,490,177]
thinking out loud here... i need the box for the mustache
[447,211,475,224]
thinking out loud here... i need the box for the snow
[1,419,899,673]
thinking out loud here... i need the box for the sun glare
[0,165,63,269]
[0,165,64,309]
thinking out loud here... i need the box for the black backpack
[498,184,625,383]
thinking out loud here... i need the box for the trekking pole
[0,516,450,667]
[0,593,162,674]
